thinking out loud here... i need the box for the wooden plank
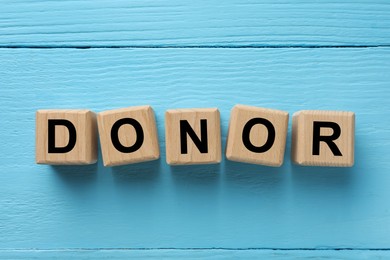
[0,249,389,259]
[0,48,389,249]
[0,0,390,47]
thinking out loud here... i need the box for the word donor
[36,105,355,167]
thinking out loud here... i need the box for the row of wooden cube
[36,105,354,167]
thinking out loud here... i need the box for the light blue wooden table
[1,0,390,258]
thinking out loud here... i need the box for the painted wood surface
[1,0,390,47]
[1,1,390,257]
[1,249,390,259]
[1,49,389,255]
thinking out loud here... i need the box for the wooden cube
[36,110,97,165]
[165,108,221,165]
[226,105,289,167]
[292,110,355,167]
[97,106,159,166]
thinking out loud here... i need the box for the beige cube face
[226,105,289,167]
[292,110,355,167]
[36,110,97,165]
[97,106,160,166]
[165,108,221,165]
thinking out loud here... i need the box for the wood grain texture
[36,110,97,165]
[226,105,289,167]
[97,106,160,166]
[0,249,389,259]
[165,108,221,165]
[0,48,390,250]
[1,0,390,47]
[292,110,355,167]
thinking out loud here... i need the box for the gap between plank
[1,248,390,251]
[1,44,390,49]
